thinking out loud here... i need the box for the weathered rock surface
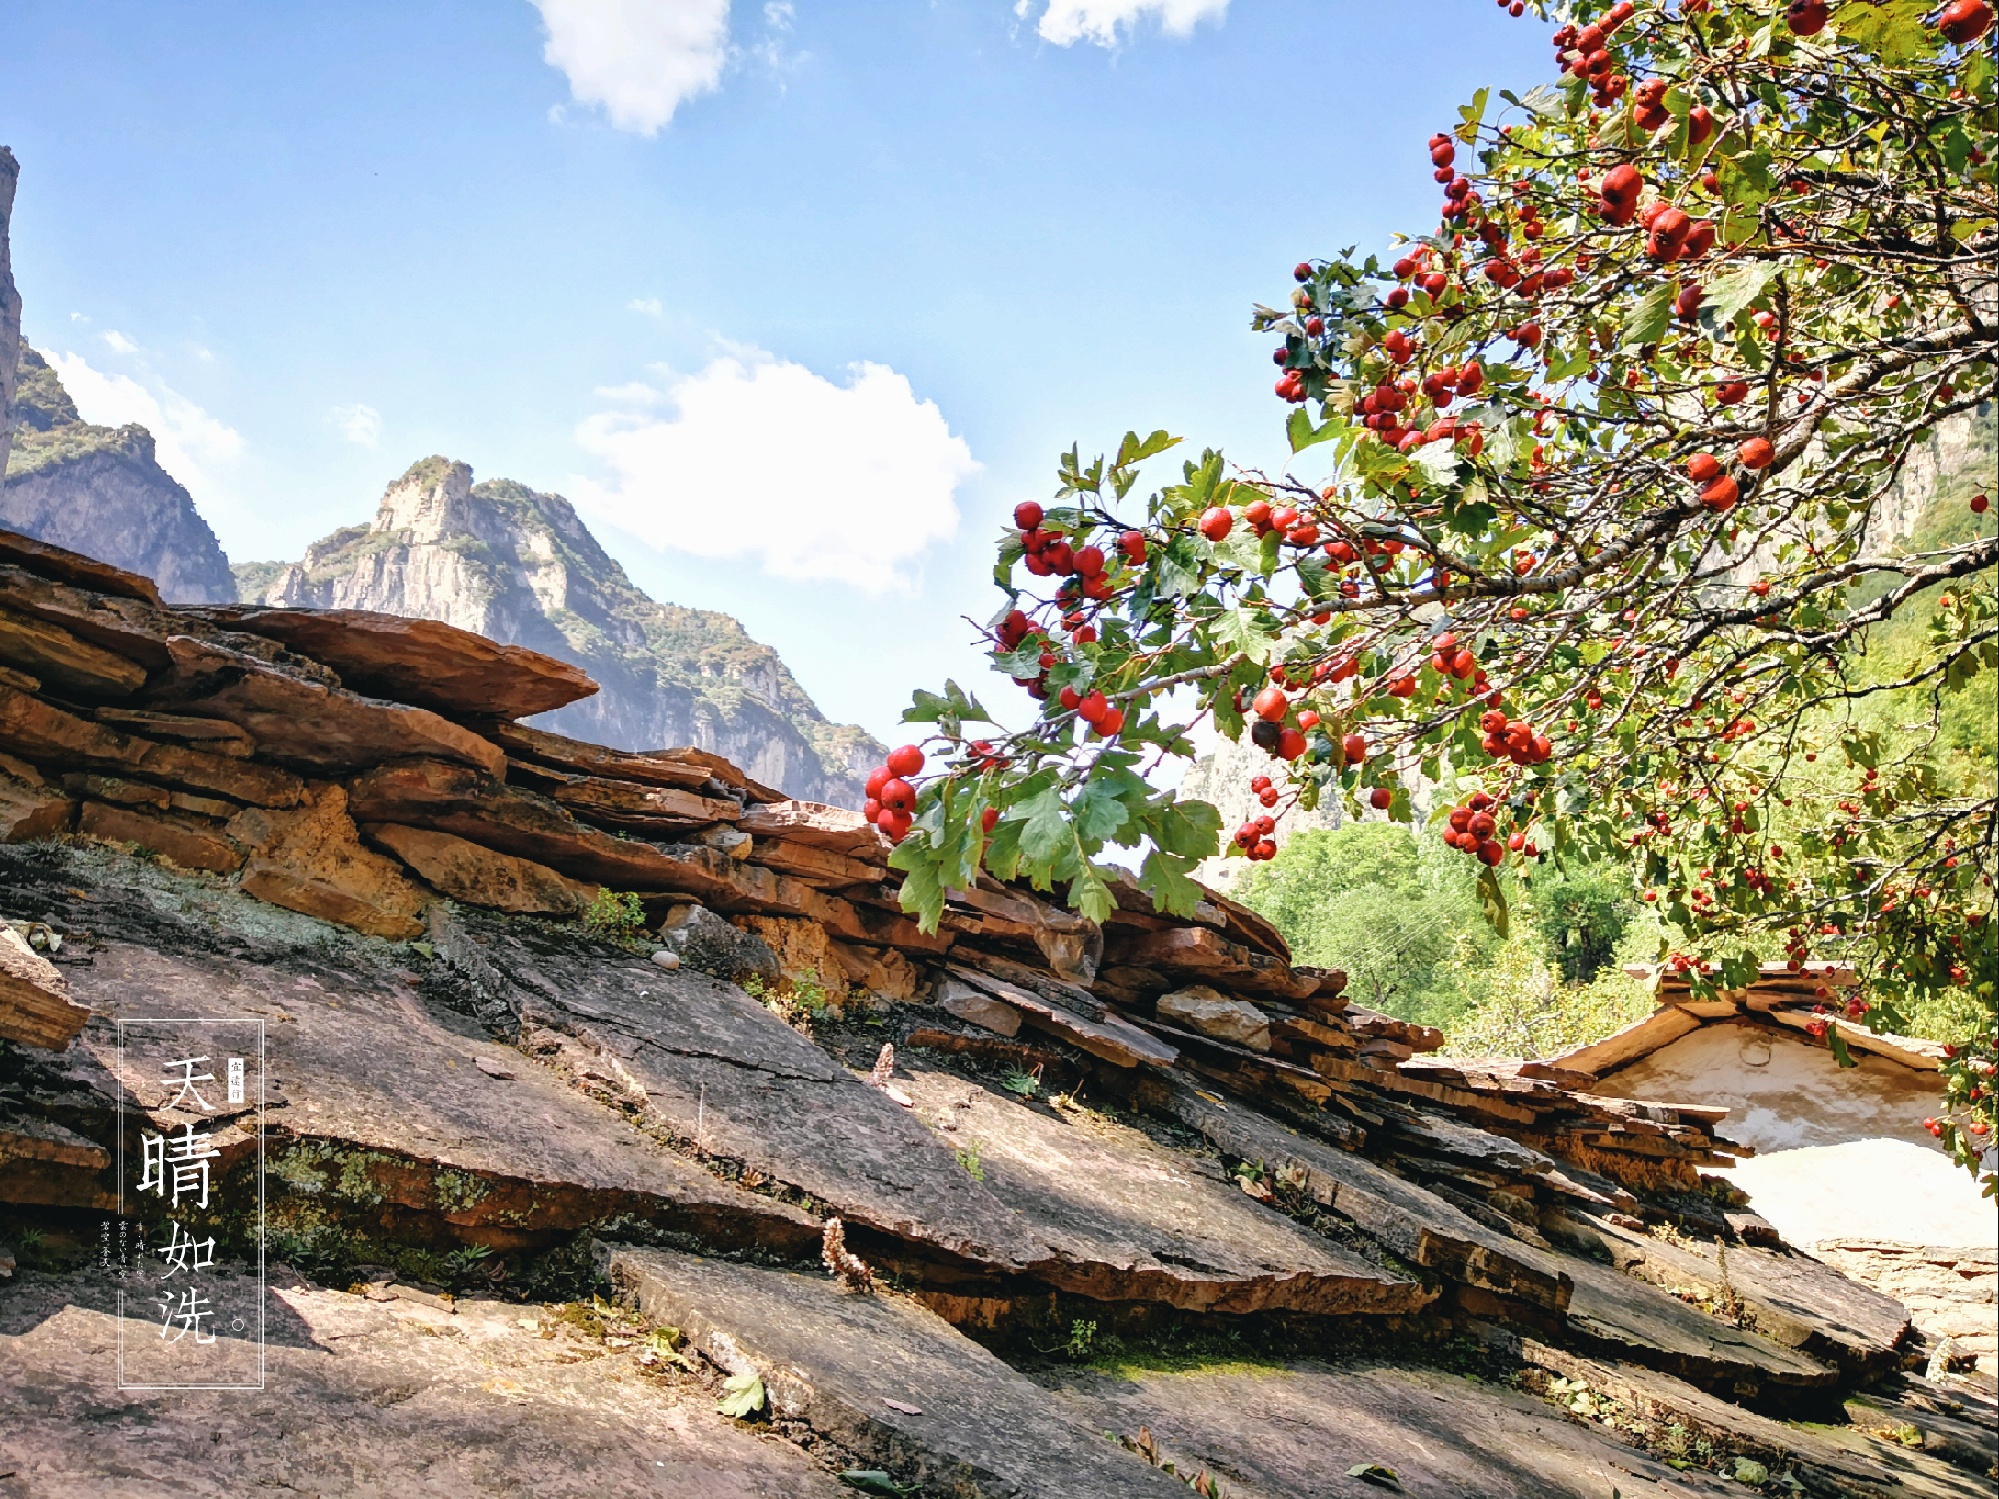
[1052,1357,1748,1499]
[1156,984,1273,1051]
[0,922,86,1050]
[431,912,1047,1278]
[144,633,507,777]
[366,821,595,916]
[900,1068,1430,1317]
[0,847,821,1257]
[188,605,600,720]
[1589,1214,1912,1378]
[606,1244,1194,1499]
[1,1267,851,1498]
[0,600,148,699]
[657,902,781,983]
[1559,1250,1839,1405]
[0,681,304,807]
[77,798,242,874]
[1815,1240,1998,1374]
[1515,1338,1998,1498]
[1144,1075,1572,1313]
[229,784,431,940]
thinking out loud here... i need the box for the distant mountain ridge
[245,457,882,806]
[1,346,237,604]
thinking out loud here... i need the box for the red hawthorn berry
[1941,0,1994,44]
[1094,707,1126,737]
[1078,690,1109,723]
[1687,452,1722,483]
[865,766,892,800]
[1118,529,1148,562]
[879,777,917,812]
[1277,728,1308,761]
[886,743,925,778]
[1253,686,1289,722]
[981,807,999,834]
[1199,507,1233,542]
[1370,786,1393,811]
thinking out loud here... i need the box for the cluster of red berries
[1640,201,1717,264]
[1250,773,1279,810]
[1443,791,1532,867]
[1478,708,1553,766]
[1428,630,1492,694]
[1553,2,1637,107]
[1596,163,1644,226]
[1013,502,1126,600]
[1684,437,1776,513]
[1232,813,1278,861]
[863,743,926,843]
[1242,497,1320,547]
[1431,134,1483,225]
[1247,683,1310,762]
[1632,77,1714,144]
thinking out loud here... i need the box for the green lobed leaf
[717,1371,766,1420]
[1622,283,1675,349]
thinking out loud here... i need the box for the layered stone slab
[436,913,1044,1276]
[1,1267,850,1498]
[900,1067,1431,1317]
[185,605,600,720]
[605,1244,1194,1499]
[1050,1356,1751,1499]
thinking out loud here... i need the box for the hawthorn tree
[875,0,1998,1185]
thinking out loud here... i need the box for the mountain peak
[0,346,237,604]
[257,458,882,805]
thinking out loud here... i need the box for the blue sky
[1,0,1550,746]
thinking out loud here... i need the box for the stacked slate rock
[1,526,1991,1499]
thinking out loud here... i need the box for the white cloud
[45,351,245,497]
[628,296,664,316]
[331,403,383,447]
[1023,0,1229,47]
[101,329,140,355]
[530,0,732,135]
[571,349,976,592]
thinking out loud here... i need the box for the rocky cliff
[247,457,882,806]
[0,526,1989,1498]
[0,147,21,485]
[1,348,237,604]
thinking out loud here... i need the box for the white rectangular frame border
[114,1016,266,1391]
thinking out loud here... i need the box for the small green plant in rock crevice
[741,973,835,1033]
[582,889,647,943]
[954,1137,985,1182]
